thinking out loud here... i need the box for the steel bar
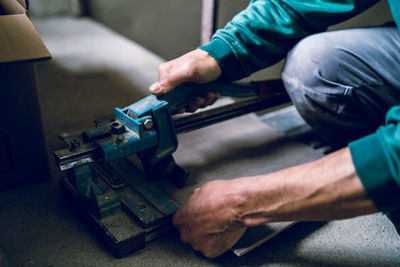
[174,92,291,134]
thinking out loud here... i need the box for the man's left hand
[172,179,247,258]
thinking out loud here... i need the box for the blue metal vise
[83,92,188,188]
[86,94,177,165]
[54,91,189,222]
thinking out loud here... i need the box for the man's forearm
[235,147,378,226]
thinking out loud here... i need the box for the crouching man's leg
[282,26,400,149]
[282,26,400,235]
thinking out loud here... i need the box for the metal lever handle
[157,79,261,113]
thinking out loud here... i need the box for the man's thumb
[149,81,163,94]
[149,78,182,95]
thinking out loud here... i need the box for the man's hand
[172,148,377,258]
[172,179,247,258]
[149,49,222,113]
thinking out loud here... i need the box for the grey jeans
[282,26,400,148]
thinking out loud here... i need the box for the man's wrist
[199,38,244,81]
[230,175,287,227]
[236,176,292,226]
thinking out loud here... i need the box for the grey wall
[330,0,392,30]
[29,0,72,17]
[88,0,250,60]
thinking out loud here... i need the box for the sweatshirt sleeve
[349,106,400,213]
[200,0,379,81]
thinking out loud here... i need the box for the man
[149,0,400,258]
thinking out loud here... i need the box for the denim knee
[281,28,400,147]
[281,33,356,146]
[283,33,351,113]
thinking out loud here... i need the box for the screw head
[116,134,125,144]
[143,119,153,130]
[70,139,80,151]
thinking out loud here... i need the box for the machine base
[60,158,180,258]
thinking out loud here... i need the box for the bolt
[111,121,126,134]
[143,119,153,130]
[127,110,138,119]
[116,134,125,144]
[70,139,80,151]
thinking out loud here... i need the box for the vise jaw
[85,94,178,165]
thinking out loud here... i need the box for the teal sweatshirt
[200,0,400,213]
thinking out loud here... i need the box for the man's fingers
[151,89,219,114]
[210,93,220,105]
[187,97,205,113]
[200,92,220,108]
[185,92,219,113]
[199,92,214,108]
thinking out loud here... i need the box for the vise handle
[158,79,284,113]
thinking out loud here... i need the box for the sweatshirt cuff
[349,133,400,213]
[199,38,244,81]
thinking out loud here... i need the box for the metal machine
[54,79,290,258]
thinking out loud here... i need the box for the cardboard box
[0,0,51,190]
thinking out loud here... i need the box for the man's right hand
[149,49,222,113]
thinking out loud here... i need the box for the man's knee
[282,34,339,120]
[281,32,356,146]
[281,28,400,147]
[282,32,350,98]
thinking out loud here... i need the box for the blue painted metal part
[126,94,165,117]
[72,164,93,198]
[95,94,177,165]
[90,178,121,219]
